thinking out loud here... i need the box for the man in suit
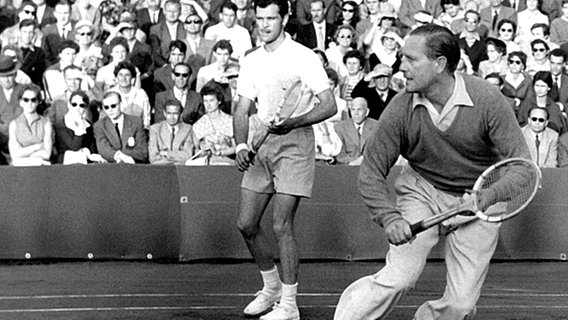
[480,0,517,37]
[148,98,194,164]
[137,0,165,39]
[522,106,559,167]
[149,0,186,68]
[18,19,47,87]
[153,40,187,95]
[333,97,378,165]
[549,48,568,105]
[183,12,214,90]
[296,0,336,51]
[351,64,397,120]
[0,55,24,164]
[94,91,148,163]
[154,62,202,125]
[399,0,443,29]
[42,0,74,66]
[295,0,337,26]
[33,0,56,29]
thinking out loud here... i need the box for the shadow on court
[0,260,564,319]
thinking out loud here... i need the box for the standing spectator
[149,0,186,68]
[295,0,337,26]
[296,0,336,51]
[351,63,397,120]
[0,55,25,164]
[9,83,53,166]
[18,19,47,87]
[335,1,360,29]
[339,49,366,103]
[108,61,151,128]
[153,40,187,94]
[136,0,164,37]
[521,106,558,167]
[0,1,44,48]
[478,37,508,78]
[325,25,356,79]
[550,0,568,45]
[94,91,148,163]
[548,48,568,104]
[459,10,488,73]
[526,38,551,76]
[148,98,195,164]
[42,0,75,66]
[480,0,517,37]
[182,12,214,90]
[333,96,378,165]
[502,50,534,106]
[203,1,252,60]
[154,62,202,124]
[398,0,443,30]
[195,39,233,92]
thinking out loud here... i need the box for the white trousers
[334,166,501,320]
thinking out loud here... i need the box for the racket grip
[410,222,427,235]
[248,150,256,161]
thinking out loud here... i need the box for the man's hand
[384,219,414,245]
[236,149,253,172]
[268,118,294,135]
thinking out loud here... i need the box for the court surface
[0,259,565,320]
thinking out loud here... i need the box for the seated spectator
[478,37,508,79]
[516,1,549,43]
[368,30,403,73]
[496,19,521,56]
[339,49,366,103]
[526,38,551,77]
[0,1,43,49]
[550,0,568,45]
[154,62,202,124]
[16,19,47,87]
[485,72,518,114]
[1,45,33,85]
[435,0,465,33]
[360,11,397,57]
[107,61,151,128]
[549,48,568,105]
[335,1,360,29]
[0,55,25,164]
[295,0,337,26]
[204,1,251,59]
[398,0,442,30]
[325,25,356,79]
[104,9,148,46]
[351,63,397,120]
[195,39,233,92]
[179,0,208,25]
[518,70,567,134]
[479,0,517,37]
[93,91,148,163]
[502,51,534,106]
[313,68,343,162]
[8,83,53,166]
[42,0,75,66]
[54,90,106,164]
[557,131,568,167]
[182,12,214,90]
[189,85,235,165]
[296,0,336,52]
[135,0,164,38]
[522,23,560,55]
[323,67,348,124]
[96,37,142,91]
[149,0,187,68]
[521,106,558,167]
[73,20,102,71]
[153,40,187,94]
[333,96,378,165]
[71,0,103,30]
[233,0,256,42]
[149,99,195,164]
[43,39,80,101]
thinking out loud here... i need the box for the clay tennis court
[0,259,565,319]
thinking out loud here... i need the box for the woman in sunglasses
[502,51,534,109]
[54,90,106,164]
[335,1,360,29]
[8,84,53,166]
[496,19,520,58]
[517,71,567,135]
[526,38,550,77]
[326,25,356,78]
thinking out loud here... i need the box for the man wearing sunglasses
[521,106,558,167]
[183,12,214,90]
[154,62,202,125]
[94,91,148,164]
[153,40,187,94]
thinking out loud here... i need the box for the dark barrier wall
[0,165,566,261]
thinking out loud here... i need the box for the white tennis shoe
[244,290,281,316]
[259,303,300,320]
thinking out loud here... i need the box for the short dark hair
[508,51,527,68]
[342,49,365,66]
[497,19,517,36]
[533,70,553,88]
[109,37,130,55]
[221,1,238,13]
[531,23,550,36]
[409,24,461,73]
[213,39,233,54]
[486,37,507,56]
[325,67,339,86]
[529,106,549,120]
[19,18,37,29]
[485,72,504,86]
[255,0,289,18]
[313,49,328,65]
[200,85,225,104]
[69,90,90,106]
[173,62,192,76]
[103,90,122,102]
[441,0,460,6]
[164,99,184,113]
[17,83,42,101]
[113,61,137,77]
[464,9,480,23]
[169,40,187,54]
[58,39,80,54]
[550,48,567,62]
[530,38,549,51]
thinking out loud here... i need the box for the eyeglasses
[342,8,354,12]
[21,97,38,103]
[530,117,546,123]
[23,10,36,15]
[500,28,513,32]
[71,102,87,108]
[338,34,353,39]
[79,32,93,36]
[185,19,203,24]
[508,59,522,65]
[173,72,189,78]
[532,48,547,52]
[383,37,396,41]
[103,104,118,110]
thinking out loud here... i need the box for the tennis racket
[410,157,542,235]
[247,80,311,160]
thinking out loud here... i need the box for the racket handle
[248,150,256,161]
[410,222,427,235]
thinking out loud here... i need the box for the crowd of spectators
[1,0,568,167]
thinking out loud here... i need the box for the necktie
[114,123,121,139]
[535,134,540,166]
[317,25,325,51]
[61,27,66,39]
[554,75,559,90]
[492,10,499,31]
[512,0,516,10]
[170,127,175,151]
[153,12,158,24]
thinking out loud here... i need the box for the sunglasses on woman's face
[342,8,354,12]
[71,102,87,108]
[21,97,38,103]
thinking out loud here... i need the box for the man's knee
[272,219,293,240]
[237,217,259,239]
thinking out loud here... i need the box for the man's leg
[237,188,282,317]
[259,193,302,320]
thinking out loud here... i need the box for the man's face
[233,0,247,10]
[528,108,548,133]
[54,4,71,25]
[349,98,368,124]
[345,57,361,75]
[120,26,136,41]
[103,94,122,120]
[0,74,15,90]
[373,75,390,91]
[365,0,379,15]
[172,64,190,88]
[64,71,82,91]
[444,4,459,17]
[214,48,231,67]
[164,2,181,23]
[20,24,35,45]
[507,55,524,73]
[400,35,441,94]
[164,104,181,126]
[464,12,479,33]
[490,0,503,7]
[563,3,568,18]
[531,27,545,39]
[169,48,185,65]
[111,45,127,63]
[526,0,538,10]
[256,4,287,44]
[550,55,565,76]
[310,1,325,24]
[221,7,236,28]
[116,68,133,88]
[184,15,203,34]
[59,47,77,66]
[203,94,220,113]
[147,0,160,10]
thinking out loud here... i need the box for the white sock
[260,266,282,295]
[279,283,298,309]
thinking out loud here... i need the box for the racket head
[472,157,541,222]
[272,80,314,125]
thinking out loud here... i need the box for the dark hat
[58,39,80,54]
[0,55,18,76]
[485,37,507,54]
